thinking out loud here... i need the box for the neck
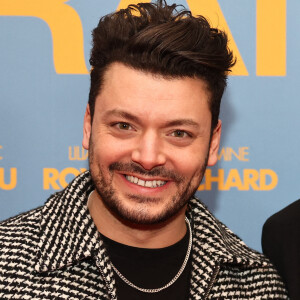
[87,190,187,248]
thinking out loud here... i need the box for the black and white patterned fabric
[0,171,288,299]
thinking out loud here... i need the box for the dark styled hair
[89,0,235,129]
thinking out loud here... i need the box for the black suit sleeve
[262,199,300,300]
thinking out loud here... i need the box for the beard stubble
[88,138,208,225]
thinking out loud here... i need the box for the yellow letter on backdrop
[257,0,286,76]
[117,0,151,11]
[187,0,248,76]
[0,0,88,74]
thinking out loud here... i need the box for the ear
[207,120,222,166]
[82,104,92,150]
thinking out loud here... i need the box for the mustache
[109,162,184,182]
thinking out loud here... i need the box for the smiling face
[83,63,221,225]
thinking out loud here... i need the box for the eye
[170,130,190,138]
[116,122,133,130]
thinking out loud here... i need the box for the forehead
[95,62,211,124]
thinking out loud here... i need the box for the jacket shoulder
[0,207,42,258]
[189,199,288,298]
[0,206,42,230]
[214,262,288,299]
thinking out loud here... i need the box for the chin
[99,191,188,225]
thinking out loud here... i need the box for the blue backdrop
[1,0,299,252]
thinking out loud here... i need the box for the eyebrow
[104,109,199,128]
[104,109,140,124]
[164,119,199,128]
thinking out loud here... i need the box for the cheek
[172,152,207,179]
[171,139,210,172]
[91,134,131,166]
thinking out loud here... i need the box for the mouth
[125,175,167,188]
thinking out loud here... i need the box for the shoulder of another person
[263,199,300,241]
[265,199,300,227]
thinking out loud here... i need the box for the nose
[131,131,166,170]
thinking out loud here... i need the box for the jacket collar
[188,198,269,267]
[186,199,269,298]
[35,171,99,273]
[35,171,268,274]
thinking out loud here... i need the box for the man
[262,199,300,299]
[0,1,287,299]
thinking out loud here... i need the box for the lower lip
[118,174,171,194]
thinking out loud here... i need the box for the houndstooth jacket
[0,171,288,299]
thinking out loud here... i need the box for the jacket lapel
[35,172,99,272]
[188,198,269,299]
[35,171,118,298]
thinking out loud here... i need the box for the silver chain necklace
[111,216,192,293]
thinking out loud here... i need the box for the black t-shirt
[102,230,191,300]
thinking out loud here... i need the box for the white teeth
[145,181,152,187]
[125,175,166,188]
[138,179,145,186]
